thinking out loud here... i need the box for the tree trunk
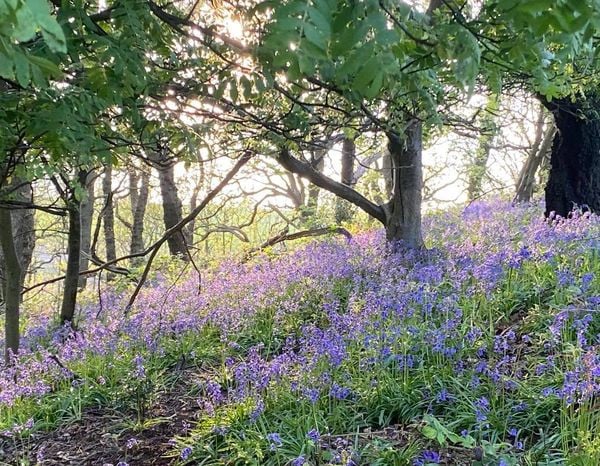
[102,165,117,279]
[0,179,35,317]
[78,173,96,288]
[303,150,325,219]
[60,172,87,326]
[0,207,22,363]
[335,137,356,223]
[467,100,498,201]
[545,97,600,217]
[381,149,393,200]
[154,156,188,259]
[384,120,424,248]
[514,109,555,203]
[129,168,149,266]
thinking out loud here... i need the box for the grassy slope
[1,200,600,465]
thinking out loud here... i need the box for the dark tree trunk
[384,121,424,248]
[335,137,356,223]
[514,110,555,203]
[153,155,188,259]
[78,173,96,288]
[545,98,600,217]
[0,207,22,363]
[1,180,35,290]
[60,202,81,326]
[102,165,117,278]
[129,168,150,266]
[60,172,87,326]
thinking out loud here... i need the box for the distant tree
[102,165,117,279]
[467,97,499,202]
[514,106,555,204]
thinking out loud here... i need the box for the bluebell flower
[307,428,320,442]
[413,449,441,465]
[180,446,192,460]
[267,432,283,450]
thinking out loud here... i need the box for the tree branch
[277,148,386,224]
[24,152,253,297]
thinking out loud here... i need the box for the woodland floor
[1,374,199,466]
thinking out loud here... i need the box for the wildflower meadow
[1,201,599,465]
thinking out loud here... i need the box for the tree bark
[102,165,117,278]
[381,149,393,200]
[514,110,555,203]
[152,153,188,259]
[277,149,386,223]
[335,137,356,223]
[304,150,325,219]
[0,207,22,363]
[129,168,150,266]
[60,172,87,326]
[384,121,424,248]
[78,173,96,288]
[545,97,600,217]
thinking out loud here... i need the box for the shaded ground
[1,380,200,466]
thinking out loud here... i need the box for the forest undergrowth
[1,200,599,465]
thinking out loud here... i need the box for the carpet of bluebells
[1,200,600,465]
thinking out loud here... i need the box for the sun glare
[224,18,244,40]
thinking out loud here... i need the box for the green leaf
[229,81,238,101]
[421,426,437,440]
[353,56,378,93]
[14,53,30,86]
[364,69,383,99]
[331,5,354,33]
[306,6,331,37]
[336,42,374,80]
[303,22,328,52]
[12,4,37,42]
[240,75,253,99]
[28,55,61,77]
[0,51,14,80]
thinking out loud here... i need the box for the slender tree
[102,164,117,278]
[515,107,555,204]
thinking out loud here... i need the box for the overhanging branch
[277,148,386,224]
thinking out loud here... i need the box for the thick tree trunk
[384,121,424,248]
[130,169,149,266]
[102,165,117,278]
[514,110,555,203]
[154,156,188,259]
[335,137,356,223]
[382,149,393,200]
[0,207,22,363]
[545,98,600,217]
[78,173,95,288]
